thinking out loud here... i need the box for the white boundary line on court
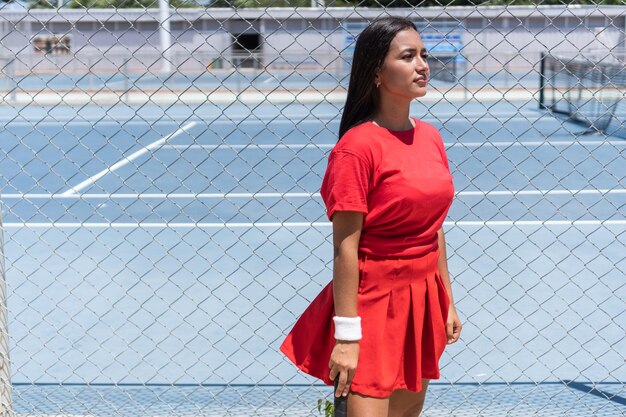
[0,115,549,124]
[2,220,625,228]
[446,140,626,147]
[1,189,625,199]
[159,140,626,150]
[60,122,198,196]
[0,89,537,105]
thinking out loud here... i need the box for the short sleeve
[320,150,370,221]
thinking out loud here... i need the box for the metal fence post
[538,51,546,110]
[0,208,12,417]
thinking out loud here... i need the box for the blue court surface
[0,99,624,416]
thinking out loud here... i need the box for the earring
[375,82,380,88]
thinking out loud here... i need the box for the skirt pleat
[279,247,450,398]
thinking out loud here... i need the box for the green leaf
[316,398,334,416]
[326,399,334,417]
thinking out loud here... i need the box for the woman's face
[374,28,430,99]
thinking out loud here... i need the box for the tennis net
[539,50,626,137]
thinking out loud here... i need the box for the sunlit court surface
[0,98,623,416]
[0,3,625,417]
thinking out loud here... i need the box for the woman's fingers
[331,369,353,398]
[342,369,354,397]
[329,367,344,397]
[336,370,347,397]
[453,319,462,342]
[447,312,462,344]
[329,367,337,383]
[329,364,354,397]
[446,321,455,343]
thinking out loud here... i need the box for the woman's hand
[328,340,360,398]
[446,304,462,344]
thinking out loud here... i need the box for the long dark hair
[338,16,418,140]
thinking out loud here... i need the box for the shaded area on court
[10,382,626,417]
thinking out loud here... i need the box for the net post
[539,51,546,110]
[0,208,12,417]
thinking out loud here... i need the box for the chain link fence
[0,3,624,417]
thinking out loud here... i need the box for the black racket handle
[333,376,348,417]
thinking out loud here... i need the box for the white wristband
[333,316,362,341]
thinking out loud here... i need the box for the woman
[279,16,462,416]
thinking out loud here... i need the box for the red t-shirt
[320,117,454,257]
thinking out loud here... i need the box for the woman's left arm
[437,226,462,344]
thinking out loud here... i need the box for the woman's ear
[373,71,381,88]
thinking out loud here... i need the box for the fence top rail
[1,5,626,21]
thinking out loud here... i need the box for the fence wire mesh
[0,2,625,417]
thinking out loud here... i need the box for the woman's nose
[416,60,428,73]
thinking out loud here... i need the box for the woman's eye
[421,54,430,59]
[403,55,412,60]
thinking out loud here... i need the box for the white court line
[2,220,625,228]
[60,122,198,196]
[160,140,626,150]
[0,114,547,125]
[444,140,626,148]
[448,140,626,147]
[0,111,532,120]
[1,189,625,199]
[163,144,337,150]
[0,120,184,125]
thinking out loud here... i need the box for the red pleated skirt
[279,247,450,398]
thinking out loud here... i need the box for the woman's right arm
[328,210,364,398]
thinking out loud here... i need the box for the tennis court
[0,3,625,417]
[0,97,624,416]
